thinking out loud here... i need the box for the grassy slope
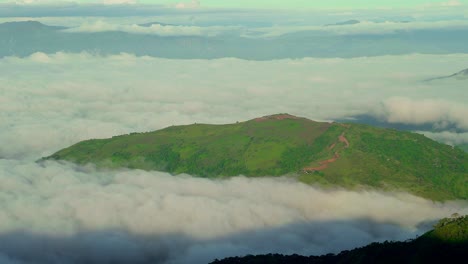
[300,124,468,200]
[211,216,468,264]
[46,115,468,200]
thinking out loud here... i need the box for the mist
[1,9,467,261]
[1,52,467,160]
[0,159,466,264]
[417,131,468,145]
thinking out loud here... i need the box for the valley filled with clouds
[1,52,467,160]
[1,51,467,263]
[0,2,467,263]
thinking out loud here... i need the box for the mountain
[210,215,468,264]
[0,20,66,31]
[0,21,69,57]
[325,19,360,26]
[426,68,468,81]
[44,114,467,200]
[3,21,468,59]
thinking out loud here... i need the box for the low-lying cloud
[1,52,467,160]
[0,33,467,264]
[54,19,468,38]
[375,97,468,130]
[0,159,465,264]
[417,131,468,145]
[247,20,468,37]
[62,21,237,37]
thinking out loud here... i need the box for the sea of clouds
[1,52,467,159]
[0,52,467,263]
[0,159,466,264]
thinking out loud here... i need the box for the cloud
[416,131,468,145]
[441,0,463,6]
[422,0,464,7]
[62,20,236,36]
[175,0,200,9]
[34,17,468,38]
[374,97,468,130]
[0,19,467,262]
[0,159,465,264]
[1,52,467,160]
[12,0,139,4]
[11,0,53,4]
[102,0,137,5]
[246,19,468,37]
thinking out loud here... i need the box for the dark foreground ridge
[211,215,468,264]
[44,114,468,200]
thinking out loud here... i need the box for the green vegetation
[44,114,468,200]
[421,214,468,243]
[211,215,468,264]
[457,144,468,153]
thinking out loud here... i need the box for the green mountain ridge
[210,215,468,264]
[45,114,468,200]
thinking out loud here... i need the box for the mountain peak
[325,19,360,26]
[44,115,467,200]
[253,113,303,122]
[0,20,67,31]
[1,20,43,27]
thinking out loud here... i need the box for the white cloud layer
[0,52,467,160]
[102,0,136,5]
[0,159,465,264]
[416,131,468,145]
[48,19,468,37]
[422,0,464,7]
[174,0,200,9]
[375,97,468,130]
[62,20,235,37]
[247,19,468,37]
[0,47,467,263]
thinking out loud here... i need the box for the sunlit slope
[46,114,468,200]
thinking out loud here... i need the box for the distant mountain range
[44,114,468,200]
[0,20,67,31]
[325,19,360,26]
[3,21,468,59]
[211,215,468,264]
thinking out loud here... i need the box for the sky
[2,0,467,9]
